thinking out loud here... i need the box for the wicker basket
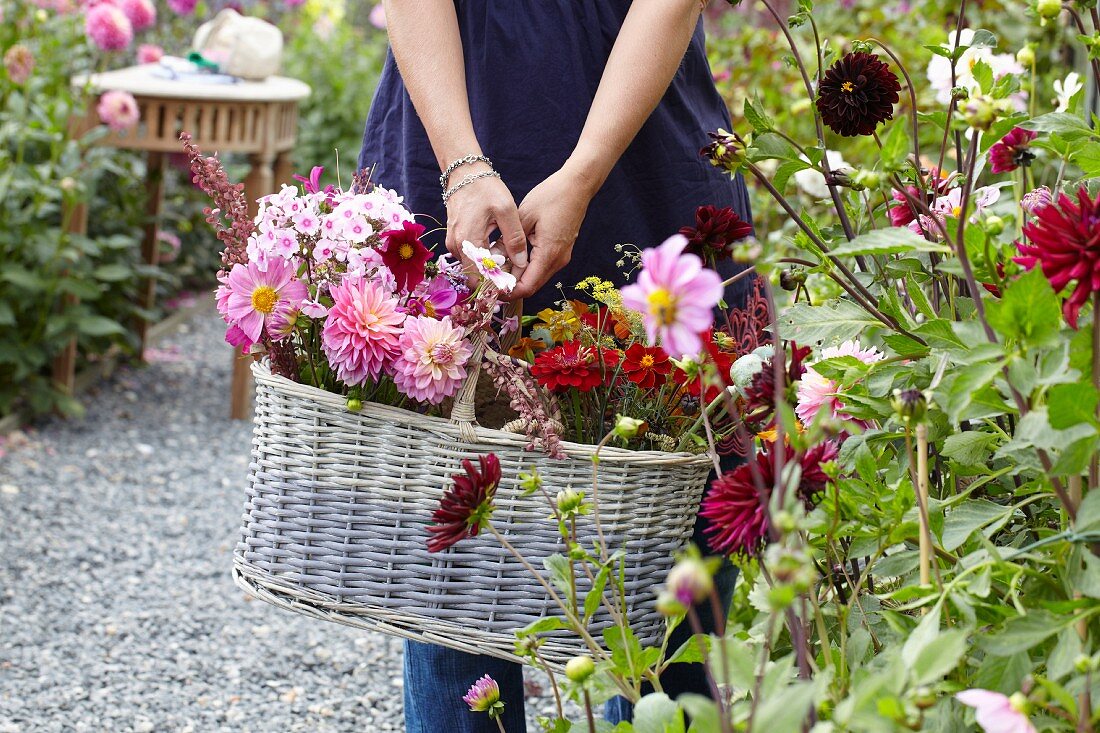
[234,356,713,667]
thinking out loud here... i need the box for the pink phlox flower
[956,690,1036,733]
[620,234,722,358]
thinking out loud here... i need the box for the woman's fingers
[493,202,528,269]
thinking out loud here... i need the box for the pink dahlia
[1015,186,1100,328]
[956,690,1036,733]
[224,257,308,344]
[117,0,155,31]
[322,277,405,385]
[136,43,163,64]
[620,234,723,357]
[166,0,198,15]
[4,45,34,85]
[391,316,474,404]
[85,3,133,51]
[96,90,140,132]
[988,127,1037,174]
[462,674,505,718]
[1020,186,1053,217]
[795,340,884,426]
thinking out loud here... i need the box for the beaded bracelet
[442,170,501,205]
[439,154,494,190]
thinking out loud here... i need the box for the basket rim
[251,360,714,467]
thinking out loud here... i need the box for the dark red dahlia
[622,343,672,390]
[988,127,1038,174]
[427,453,501,552]
[530,340,621,393]
[380,220,433,292]
[1015,186,1100,328]
[679,205,753,265]
[701,441,839,557]
[816,52,901,137]
[740,343,811,431]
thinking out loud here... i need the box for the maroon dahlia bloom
[816,52,901,137]
[679,205,753,264]
[1015,186,1100,328]
[701,441,838,557]
[988,127,1038,174]
[427,453,502,552]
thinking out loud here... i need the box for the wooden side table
[62,64,311,419]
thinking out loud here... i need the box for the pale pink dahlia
[85,3,133,51]
[795,340,884,426]
[117,0,155,31]
[224,257,308,344]
[322,277,405,385]
[136,43,163,64]
[620,234,723,357]
[392,316,474,404]
[96,90,140,132]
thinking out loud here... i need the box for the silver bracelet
[439,154,493,190]
[442,170,501,205]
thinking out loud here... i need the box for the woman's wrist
[562,145,611,201]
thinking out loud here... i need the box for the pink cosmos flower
[795,340,884,426]
[117,0,155,31]
[462,240,516,293]
[85,3,133,51]
[956,690,1036,733]
[224,257,308,344]
[369,3,386,29]
[391,315,474,404]
[620,234,723,358]
[403,277,459,319]
[136,43,163,64]
[166,0,197,15]
[96,90,140,132]
[322,277,405,385]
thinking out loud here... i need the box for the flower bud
[701,129,747,173]
[1036,0,1062,19]
[518,468,542,496]
[891,388,928,424]
[730,352,765,388]
[1075,654,1095,673]
[346,397,363,412]
[950,86,970,101]
[912,687,937,710]
[1008,692,1030,714]
[984,214,1005,236]
[613,414,646,441]
[665,557,714,606]
[1016,45,1037,67]
[556,488,586,516]
[779,269,807,292]
[59,177,76,192]
[656,590,688,617]
[963,95,999,130]
[772,510,798,533]
[853,169,883,189]
[564,655,596,683]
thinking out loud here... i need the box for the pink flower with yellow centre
[322,276,405,385]
[795,340,884,426]
[461,240,516,293]
[620,234,722,357]
[391,315,474,404]
[223,257,308,344]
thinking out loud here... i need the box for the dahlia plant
[433,1,1100,731]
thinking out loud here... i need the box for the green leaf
[912,629,968,685]
[584,565,610,623]
[666,634,710,665]
[971,59,994,94]
[543,554,573,596]
[754,681,817,732]
[941,431,999,466]
[517,617,567,636]
[1047,382,1098,430]
[829,228,952,257]
[977,610,1069,656]
[937,360,1004,424]
[1021,112,1098,140]
[940,499,1012,551]
[986,269,1063,347]
[632,693,685,733]
[1078,489,1100,532]
[879,122,910,170]
[743,97,774,133]
[779,299,882,344]
[77,316,126,337]
[91,263,134,282]
[748,132,801,162]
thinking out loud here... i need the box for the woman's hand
[510,166,598,300]
[444,165,528,271]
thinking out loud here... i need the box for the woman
[357,1,756,730]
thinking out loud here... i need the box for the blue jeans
[404,456,741,733]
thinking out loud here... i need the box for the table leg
[229,152,277,420]
[51,200,88,396]
[137,151,166,362]
[273,150,294,191]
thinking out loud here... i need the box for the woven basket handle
[449,330,488,442]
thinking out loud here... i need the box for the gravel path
[0,308,566,733]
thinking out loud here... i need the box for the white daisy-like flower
[1054,71,1083,112]
[461,240,516,293]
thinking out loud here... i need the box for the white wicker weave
[234,358,713,667]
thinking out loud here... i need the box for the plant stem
[583,690,597,733]
[494,716,507,733]
[915,423,933,591]
[687,607,733,733]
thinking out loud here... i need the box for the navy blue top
[357,0,754,316]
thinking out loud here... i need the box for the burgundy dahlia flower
[427,454,502,552]
[816,52,901,137]
[988,127,1038,174]
[679,205,753,265]
[701,441,839,557]
[1015,186,1100,328]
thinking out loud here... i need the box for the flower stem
[915,424,933,592]
[494,715,507,733]
[583,690,597,733]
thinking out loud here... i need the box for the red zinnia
[679,205,753,264]
[427,453,501,553]
[1015,186,1100,328]
[701,441,838,557]
[988,127,1037,174]
[622,343,672,390]
[530,340,621,393]
[380,220,433,292]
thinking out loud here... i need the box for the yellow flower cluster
[574,276,623,309]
